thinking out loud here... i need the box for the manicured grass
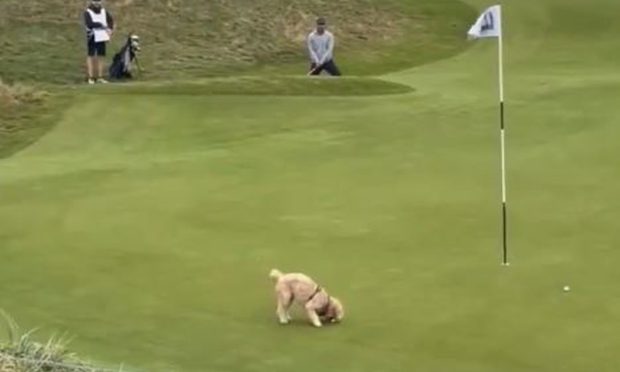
[2,0,620,371]
[85,76,414,97]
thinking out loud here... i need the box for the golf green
[2,0,620,371]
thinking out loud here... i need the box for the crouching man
[307,17,342,76]
[84,0,115,84]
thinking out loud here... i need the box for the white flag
[468,5,502,39]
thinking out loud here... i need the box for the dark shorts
[87,36,106,57]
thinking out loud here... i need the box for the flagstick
[497,7,509,267]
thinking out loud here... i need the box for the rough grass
[0,80,48,109]
[0,0,474,83]
[0,80,64,159]
[0,311,118,372]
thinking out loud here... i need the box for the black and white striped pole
[497,10,509,266]
[468,5,509,266]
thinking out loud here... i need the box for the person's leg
[97,57,104,80]
[86,57,95,82]
[93,58,100,80]
[96,43,108,83]
[86,38,96,83]
[323,60,342,76]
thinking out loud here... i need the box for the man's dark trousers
[310,60,341,76]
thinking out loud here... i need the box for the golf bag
[109,34,141,80]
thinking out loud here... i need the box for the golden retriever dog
[269,269,344,327]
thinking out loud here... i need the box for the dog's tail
[269,268,284,281]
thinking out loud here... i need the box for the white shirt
[307,30,335,64]
[86,8,108,29]
[86,8,110,42]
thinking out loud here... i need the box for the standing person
[84,0,115,84]
[307,17,341,76]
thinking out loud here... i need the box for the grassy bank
[0,0,474,83]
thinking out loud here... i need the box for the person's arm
[106,11,115,31]
[84,10,95,30]
[307,34,320,64]
[321,33,335,64]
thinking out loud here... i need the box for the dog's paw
[278,319,290,325]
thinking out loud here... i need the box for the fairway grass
[2,0,620,371]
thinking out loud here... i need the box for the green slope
[0,0,473,83]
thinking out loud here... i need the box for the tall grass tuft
[0,79,58,159]
[0,79,48,110]
[0,310,121,372]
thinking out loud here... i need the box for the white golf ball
[563,285,571,292]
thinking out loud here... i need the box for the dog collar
[308,285,322,302]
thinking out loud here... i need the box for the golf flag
[468,5,509,266]
[468,5,502,39]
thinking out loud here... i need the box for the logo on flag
[468,5,502,39]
